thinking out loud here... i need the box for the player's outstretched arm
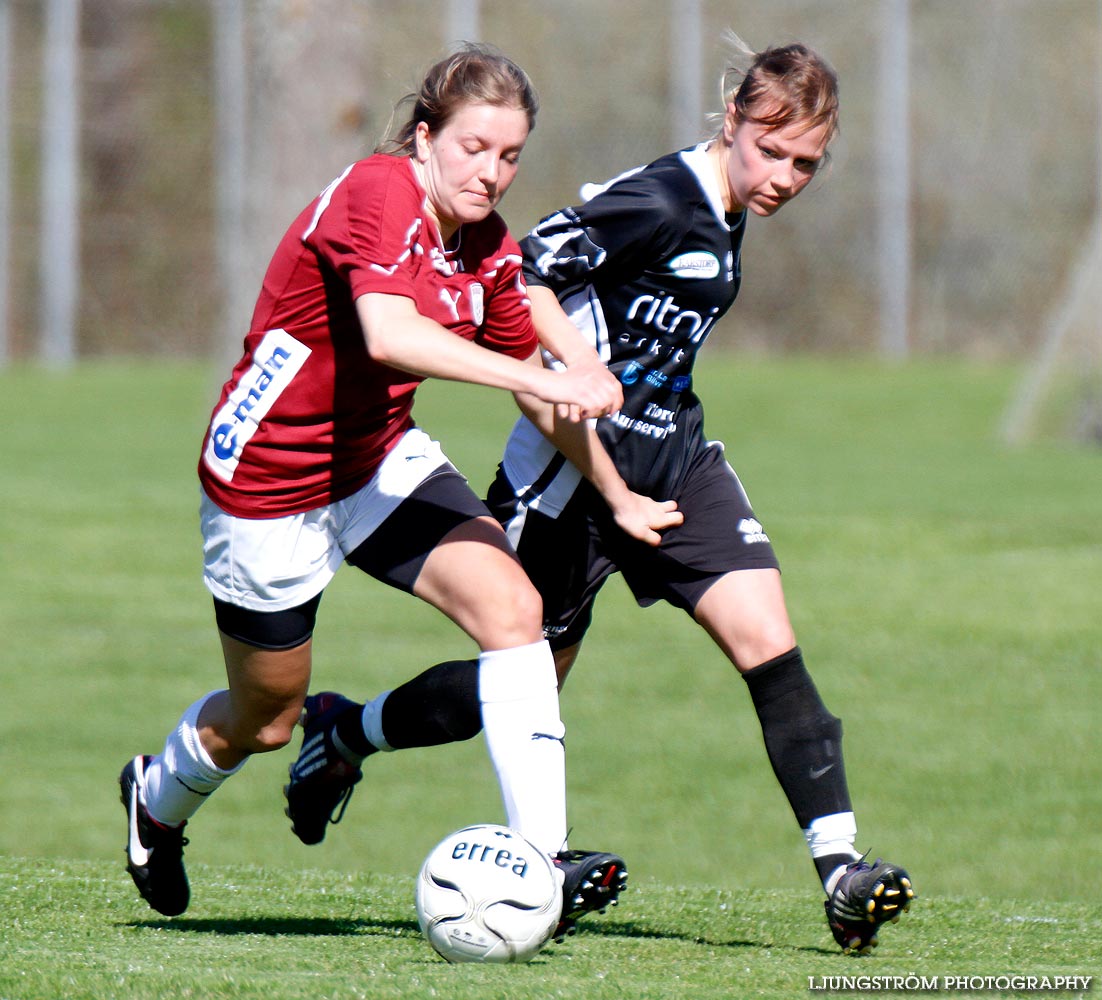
[518,286,678,543]
[527,285,623,422]
[356,292,617,419]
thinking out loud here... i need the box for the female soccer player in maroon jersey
[118,44,624,921]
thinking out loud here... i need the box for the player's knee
[734,628,799,672]
[234,722,294,754]
[225,707,300,754]
[511,581,544,633]
[478,579,545,649]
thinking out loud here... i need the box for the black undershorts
[214,467,490,650]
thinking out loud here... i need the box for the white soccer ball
[415,824,562,963]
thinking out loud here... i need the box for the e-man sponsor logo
[204,329,312,482]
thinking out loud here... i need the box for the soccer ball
[415,824,562,963]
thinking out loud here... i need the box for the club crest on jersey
[203,329,311,482]
[668,251,721,280]
[469,281,484,326]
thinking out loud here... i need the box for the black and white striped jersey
[503,142,747,513]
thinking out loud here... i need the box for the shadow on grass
[582,919,837,956]
[122,915,836,955]
[121,916,421,937]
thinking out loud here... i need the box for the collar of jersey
[680,142,739,230]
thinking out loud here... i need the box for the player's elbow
[362,329,398,365]
[356,293,409,365]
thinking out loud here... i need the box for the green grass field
[2,355,1100,997]
[1,856,1097,1000]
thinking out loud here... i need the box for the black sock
[383,658,482,748]
[336,659,482,755]
[333,703,374,758]
[742,646,853,829]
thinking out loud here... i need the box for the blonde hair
[376,43,539,156]
[719,34,839,141]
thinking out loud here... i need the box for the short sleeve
[476,237,538,361]
[302,157,423,301]
[521,172,688,297]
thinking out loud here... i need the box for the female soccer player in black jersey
[287,40,915,952]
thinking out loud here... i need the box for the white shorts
[201,427,451,612]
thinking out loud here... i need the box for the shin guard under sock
[742,647,853,829]
[332,660,482,760]
[380,659,482,748]
[479,640,567,855]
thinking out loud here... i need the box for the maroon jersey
[200,154,537,517]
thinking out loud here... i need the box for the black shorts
[214,467,490,650]
[485,443,779,651]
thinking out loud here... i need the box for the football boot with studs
[824,855,915,954]
[119,754,190,917]
[552,849,628,941]
[284,691,363,845]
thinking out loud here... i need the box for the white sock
[805,811,861,894]
[327,691,393,766]
[360,690,394,752]
[478,640,567,856]
[142,691,245,826]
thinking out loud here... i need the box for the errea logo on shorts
[738,517,770,544]
[668,251,721,280]
[203,329,311,482]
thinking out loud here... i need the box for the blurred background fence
[3,0,1100,434]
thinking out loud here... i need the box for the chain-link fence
[5,0,1101,373]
